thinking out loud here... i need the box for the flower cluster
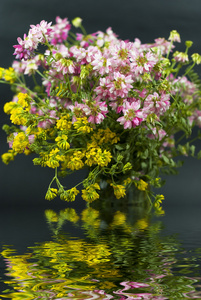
[1,17,201,205]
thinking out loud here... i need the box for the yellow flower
[0,67,5,79]
[1,150,15,164]
[82,183,100,203]
[123,162,132,172]
[56,115,72,131]
[97,149,112,167]
[123,177,132,185]
[55,134,70,150]
[4,67,16,83]
[3,101,17,114]
[110,183,126,199]
[62,151,85,171]
[10,107,27,125]
[46,148,64,168]
[17,92,29,109]
[12,132,29,153]
[73,117,93,133]
[85,145,112,167]
[91,128,120,145]
[60,187,80,202]
[135,179,148,191]
[45,188,58,200]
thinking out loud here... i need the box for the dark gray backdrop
[1,0,201,207]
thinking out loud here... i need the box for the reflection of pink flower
[121,281,150,289]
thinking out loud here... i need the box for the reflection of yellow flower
[154,194,165,215]
[136,218,149,231]
[60,208,79,223]
[45,209,58,222]
[111,211,126,226]
[81,207,100,227]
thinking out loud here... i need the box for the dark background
[1,0,201,208]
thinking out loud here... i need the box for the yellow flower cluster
[91,128,120,145]
[55,134,70,150]
[82,183,100,202]
[73,117,93,133]
[4,93,30,126]
[0,67,16,83]
[56,115,72,131]
[1,150,16,164]
[135,179,148,191]
[61,150,85,171]
[85,144,112,167]
[110,183,126,199]
[12,132,30,154]
[17,92,30,109]
[60,187,80,202]
[45,148,65,168]
[45,188,58,200]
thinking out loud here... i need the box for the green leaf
[161,154,170,164]
[197,150,201,159]
[115,144,124,150]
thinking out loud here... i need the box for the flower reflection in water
[1,206,201,299]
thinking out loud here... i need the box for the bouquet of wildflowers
[1,16,201,208]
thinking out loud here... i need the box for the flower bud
[191,53,201,64]
[72,17,82,28]
[185,40,193,48]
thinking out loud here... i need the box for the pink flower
[130,50,157,75]
[83,99,108,124]
[50,16,71,45]
[143,92,170,116]
[13,20,52,60]
[107,72,134,99]
[117,100,145,129]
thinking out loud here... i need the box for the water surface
[1,204,201,299]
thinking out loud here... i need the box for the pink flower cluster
[11,16,201,142]
[13,17,71,60]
